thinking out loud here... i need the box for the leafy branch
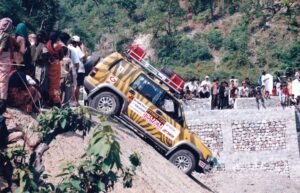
[56,122,141,193]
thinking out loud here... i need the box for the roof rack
[127,46,184,94]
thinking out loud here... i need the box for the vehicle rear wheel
[169,149,196,174]
[91,92,120,116]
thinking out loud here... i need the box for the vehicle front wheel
[91,92,120,116]
[169,149,196,174]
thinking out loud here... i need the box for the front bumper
[198,157,216,172]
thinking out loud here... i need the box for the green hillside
[1,0,299,82]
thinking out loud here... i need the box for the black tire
[91,92,121,116]
[169,149,196,174]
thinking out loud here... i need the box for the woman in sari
[46,31,64,107]
[0,18,13,112]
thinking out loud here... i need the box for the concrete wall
[184,108,300,179]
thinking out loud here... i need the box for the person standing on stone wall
[229,79,238,108]
[218,81,226,109]
[253,86,266,110]
[287,77,293,105]
[194,78,201,98]
[211,79,219,109]
[261,70,273,94]
[292,75,300,104]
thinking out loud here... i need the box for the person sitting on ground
[183,86,193,100]
[7,69,41,113]
[199,84,210,98]
[290,94,297,106]
[271,86,277,96]
[239,81,249,98]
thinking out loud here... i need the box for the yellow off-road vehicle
[84,48,213,174]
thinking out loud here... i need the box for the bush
[275,41,300,68]
[206,29,223,50]
[57,123,141,192]
[222,52,251,67]
[224,27,248,52]
[222,17,250,68]
[36,107,92,142]
[155,35,212,66]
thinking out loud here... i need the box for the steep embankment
[42,119,211,193]
[5,109,300,193]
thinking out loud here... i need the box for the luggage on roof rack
[127,45,185,94]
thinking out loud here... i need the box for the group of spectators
[182,70,300,110]
[0,17,100,115]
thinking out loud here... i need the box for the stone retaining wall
[232,120,286,151]
[235,160,290,176]
[184,108,300,179]
[189,123,223,151]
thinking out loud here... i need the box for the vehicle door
[125,74,181,147]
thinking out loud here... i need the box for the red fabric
[271,88,277,96]
[46,41,63,105]
[283,87,289,96]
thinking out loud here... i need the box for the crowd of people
[0,17,101,114]
[1,17,300,115]
[182,70,300,110]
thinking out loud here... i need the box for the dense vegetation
[0,0,299,81]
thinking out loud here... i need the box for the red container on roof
[169,74,185,92]
[128,44,146,62]
[161,67,185,93]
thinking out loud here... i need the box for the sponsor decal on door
[128,98,180,141]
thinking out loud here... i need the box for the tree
[186,0,208,15]
[144,0,185,37]
[0,0,59,31]
[281,0,296,14]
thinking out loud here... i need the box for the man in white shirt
[68,35,86,106]
[292,78,300,98]
[201,75,211,89]
[261,71,273,93]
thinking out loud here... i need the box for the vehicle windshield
[131,74,184,126]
